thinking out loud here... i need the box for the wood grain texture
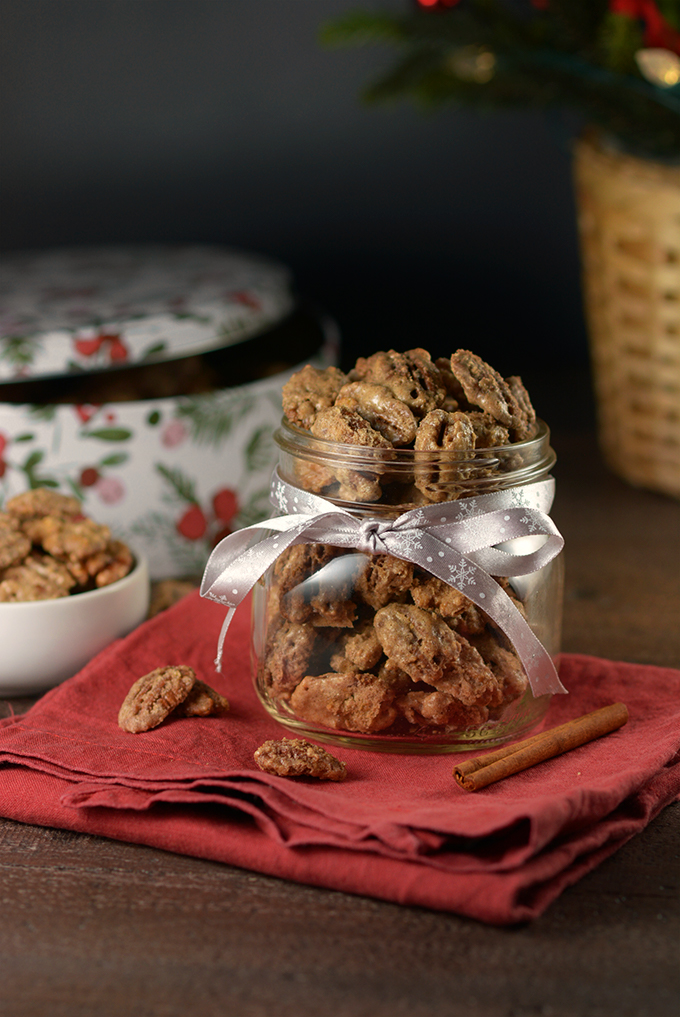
[0,807,676,1017]
[0,398,678,1017]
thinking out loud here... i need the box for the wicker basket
[573,134,680,499]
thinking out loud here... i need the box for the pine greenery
[322,1,680,159]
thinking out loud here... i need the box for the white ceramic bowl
[0,555,150,696]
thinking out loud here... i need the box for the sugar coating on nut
[373,602,503,707]
[0,487,135,601]
[335,381,417,447]
[261,616,319,700]
[282,365,348,430]
[118,665,196,733]
[0,513,31,570]
[290,671,398,733]
[29,516,111,563]
[176,679,230,717]
[330,621,383,673]
[350,348,446,417]
[0,553,77,602]
[311,405,392,450]
[355,555,414,611]
[254,738,347,781]
[5,488,82,522]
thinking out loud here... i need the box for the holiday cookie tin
[0,245,294,382]
[0,246,337,579]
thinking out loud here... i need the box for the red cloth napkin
[0,590,678,926]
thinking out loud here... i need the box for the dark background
[0,0,589,403]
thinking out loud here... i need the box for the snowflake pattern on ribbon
[454,497,478,518]
[270,478,289,513]
[395,529,424,554]
[510,488,529,507]
[448,559,477,589]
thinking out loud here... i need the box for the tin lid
[0,244,295,383]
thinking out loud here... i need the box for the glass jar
[250,417,564,753]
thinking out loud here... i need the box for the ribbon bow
[201,471,567,696]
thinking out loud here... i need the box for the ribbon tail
[214,606,236,673]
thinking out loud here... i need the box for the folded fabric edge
[0,761,678,925]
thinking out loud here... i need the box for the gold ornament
[635,48,680,88]
[447,46,496,84]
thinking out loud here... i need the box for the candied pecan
[449,349,529,438]
[261,617,319,700]
[334,472,383,504]
[355,554,414,610]
[0,512,31,569]
[310,405,391,450]
[118,665,196,733]
[505,375,537,441]
[294,455,377,502]
[434,357,470,411]
[466,411,510,449]
[274,543,339,595]
[432,635,503,706]
[293,459,337,495]
[282,364,348,430]
[290,671,398,733]
[329,620,383,673]
[254,738,347,781]
[1,487,135,599]
[373,602,502,707]
[469,630,528,707]
[83,539,134,588]
[413,409,476,502]
[411,574,486,637]
[448,601,486,637]
[397,689,489,729]
[28,516,111,563]
[414,409,476,453]
[374,602,461,687]
[310,406,390,503]
[0,553,77,602]
[411,574,471,620]
[377,658,415,694]
[350,348,446,417]
[335,381,417,447]
[5,488,82,522]
[276,546,359,628]
[175,679,230,717]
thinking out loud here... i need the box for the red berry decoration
[75,404,100,423]
[79,467,100,487]
[177,504,208,541]
[74,337,103,357]
[212,488,239,524]
[107,335,128,362]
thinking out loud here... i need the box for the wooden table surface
[0,406,678,1017]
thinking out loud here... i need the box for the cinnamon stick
[453,703,629,791]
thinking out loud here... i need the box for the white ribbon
[200,470,567,696]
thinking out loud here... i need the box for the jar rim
[275,416,552,464]
[275,416,556,506]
